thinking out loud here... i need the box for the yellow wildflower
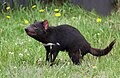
[54,9,59,12]
[96,18,102,23]
[6,16,11,19]
[32,5,36,9]
[39,9,44,13]
[24,20,29,24]
[92,65,97,69]
[6,6,10,10]
[55,13,61,17]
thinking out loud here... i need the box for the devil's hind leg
[68,51,82,65]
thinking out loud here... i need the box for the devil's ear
[43,20,49,30]
[34,20,37,23]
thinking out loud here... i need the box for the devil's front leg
[49,46,59,66]
[45,46,50,61]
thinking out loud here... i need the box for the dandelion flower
[96,18,101,23]
[55,13,61,17]
[6,16,11,19]
[6,6,10,10]
[24,20,29,24]
[39,9,44,13]
[92,65,97,69]
[32,5,36,9]
[54,9,59,12]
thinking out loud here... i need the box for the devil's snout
[25,26,36,36]
[25,27,32,32]
[25,28,28,32]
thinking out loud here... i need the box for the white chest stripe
[43,42,60,46]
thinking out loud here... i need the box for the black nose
[25,28,28,32]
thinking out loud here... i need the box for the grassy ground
[0,3,120,78]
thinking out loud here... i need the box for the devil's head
[25,20,49,38]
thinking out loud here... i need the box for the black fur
[25,20,116,65]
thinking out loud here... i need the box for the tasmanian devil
[25,20,116,66]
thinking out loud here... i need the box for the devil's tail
[89,39,116,56]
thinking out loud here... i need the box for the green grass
[0,3,120,78]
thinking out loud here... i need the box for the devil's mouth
[26,31,36,36]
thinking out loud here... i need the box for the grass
[0,3,120,78]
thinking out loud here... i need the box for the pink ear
[43,20,49,30]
